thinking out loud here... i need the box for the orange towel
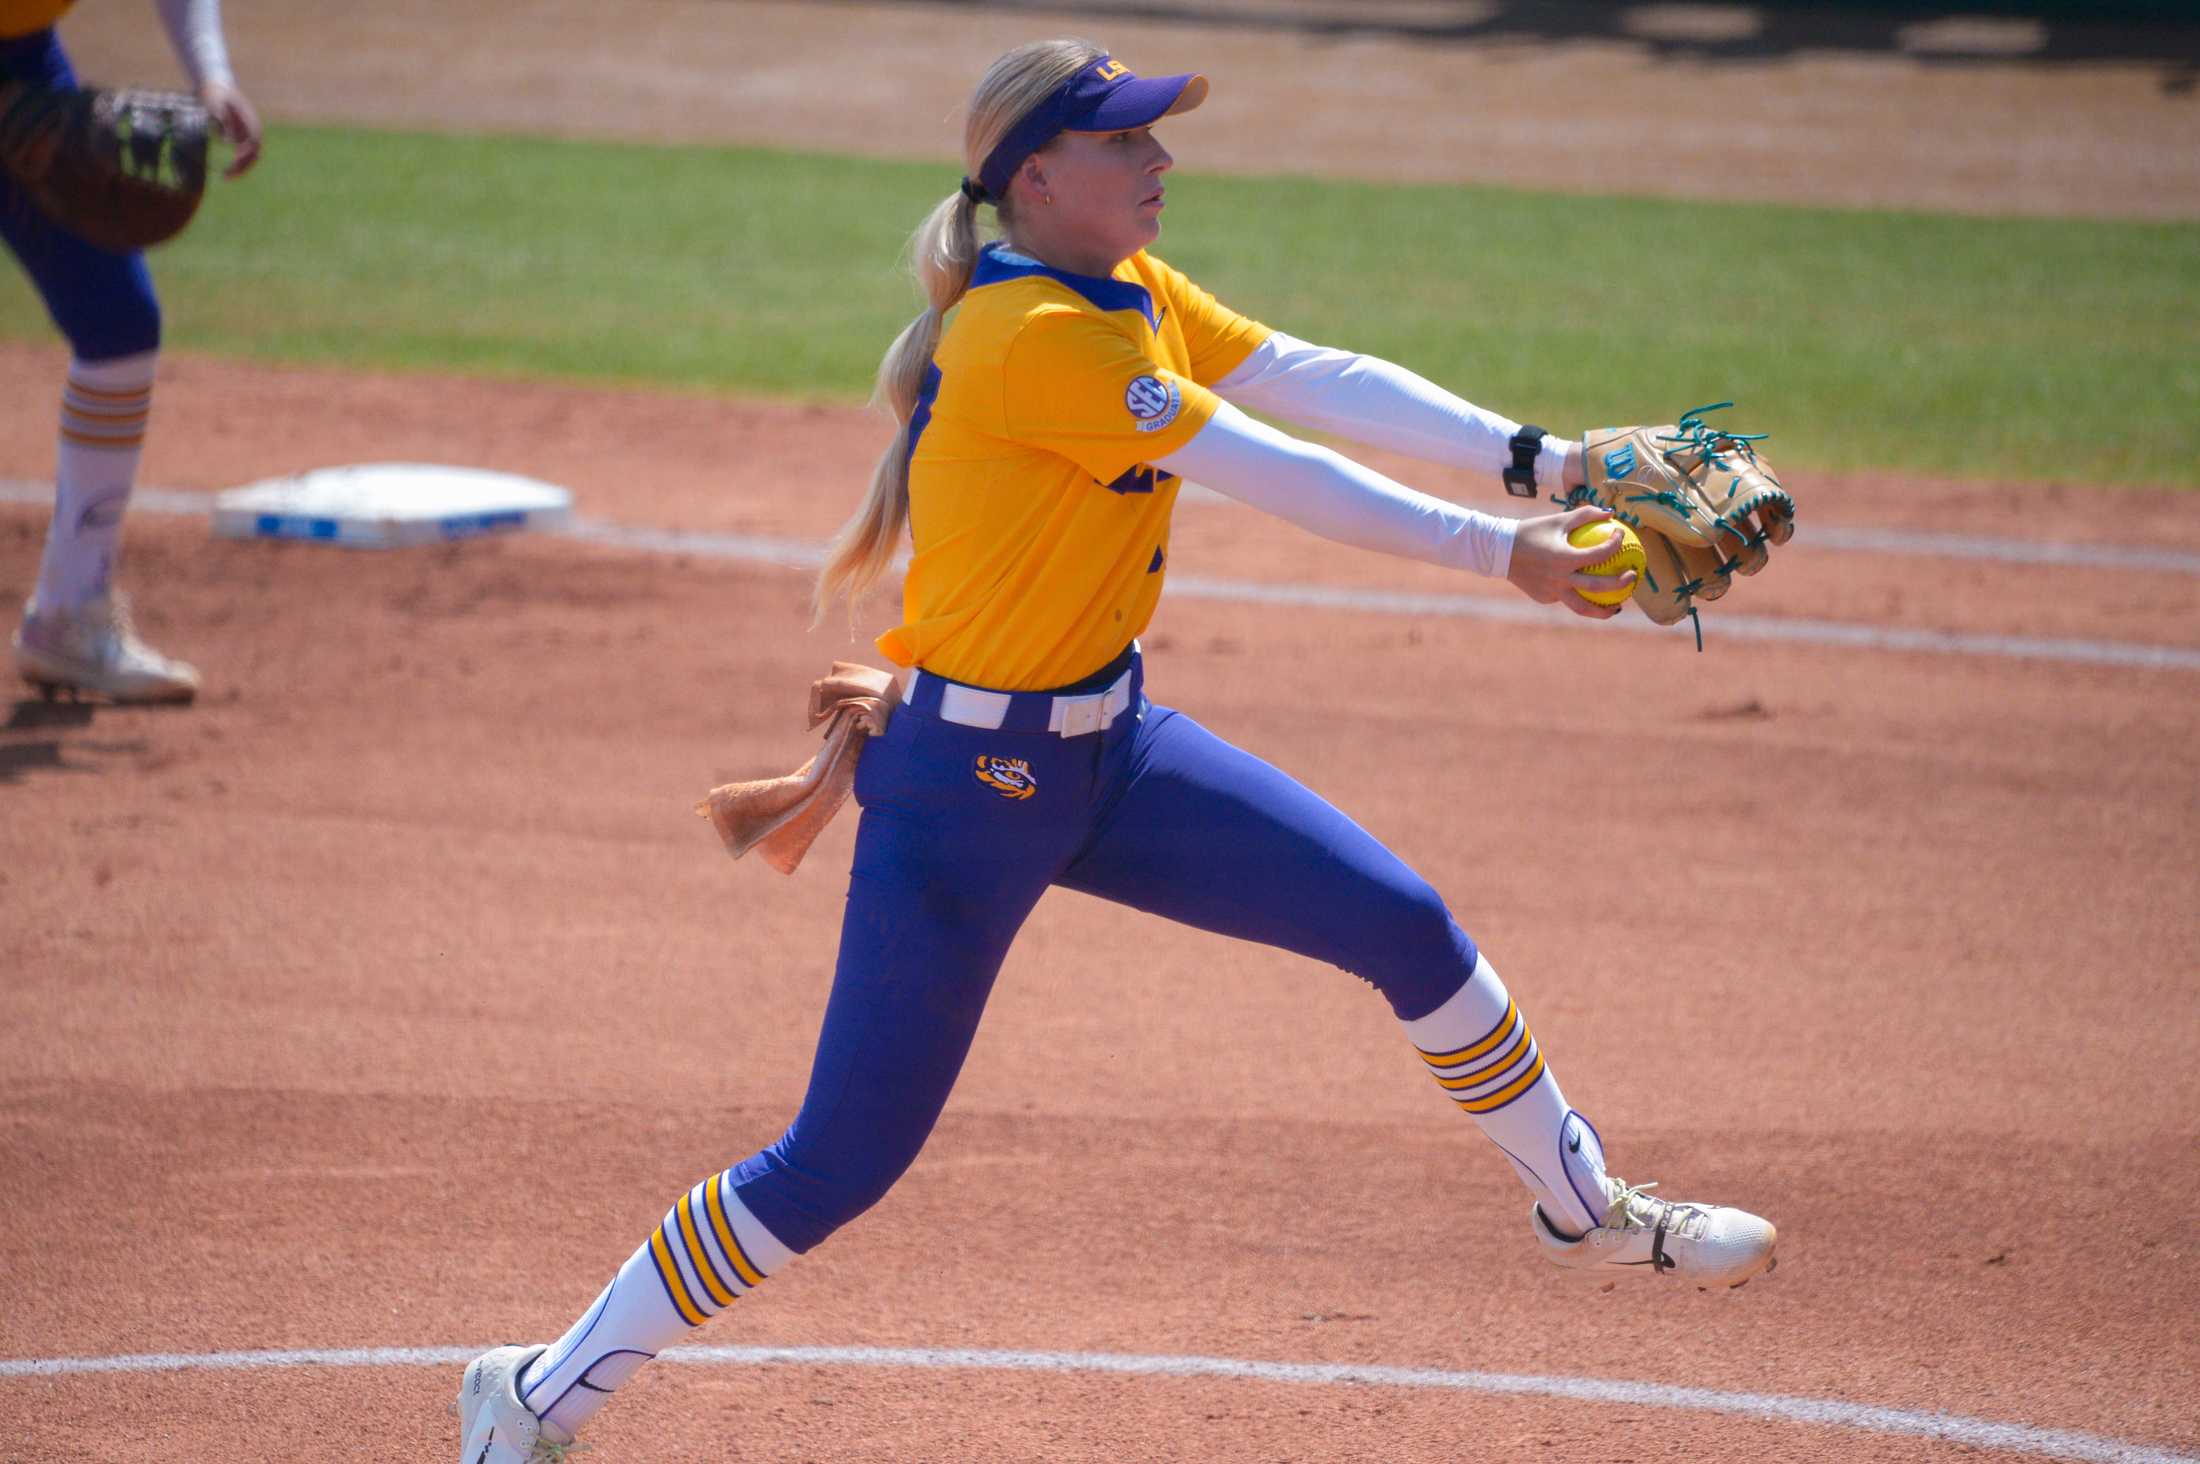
[694,662,901,875]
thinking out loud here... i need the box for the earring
[1043,193,1054,206]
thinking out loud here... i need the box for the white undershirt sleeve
[152,0,235,89]
[1212,331,1575,495]
[1154,401,1518,580]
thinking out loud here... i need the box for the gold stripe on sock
[648,1225,709,1326]
[704,1174,766,1289]
[676,1191,737,1308]
[1431,1021,1531,1090]
[63,380,153,403]
[59,428,146,450]
[1418,998,1519,1069]
[1455,1050,1547,1114]
[61,400,150,422]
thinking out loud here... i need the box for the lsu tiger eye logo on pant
[974,755,1038,800]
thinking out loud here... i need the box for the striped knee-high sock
[517,1170,793,1445]
[1402,954,1612,1238]
[33,352,157,614]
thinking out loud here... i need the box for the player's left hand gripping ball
[1568,520,1646,608]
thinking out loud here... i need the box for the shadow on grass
[823,0,2199,93]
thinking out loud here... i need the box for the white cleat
[12,593,200,704]
[1532,1178,1777,1289]
[455,1345,588,1463]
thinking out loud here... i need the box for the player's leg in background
[1061,703,1777,1289]
[1,28,191,701]
[469,710,1090,1455]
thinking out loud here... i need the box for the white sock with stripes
[33,352,157,615]
[1402,954,1611,1238]
[516,1171,793,1445]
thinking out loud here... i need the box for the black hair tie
[959,176,989,206]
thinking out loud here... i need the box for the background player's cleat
[1531,1178,1777,1289]
[454,1345,587,1463]
[12,593,200,703]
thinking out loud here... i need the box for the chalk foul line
[4,481,2196,673]
[0,1343,2190,1463]
[535,520,2200,675]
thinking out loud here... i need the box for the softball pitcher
[3,0,260,702]
[459,40,1785,1462]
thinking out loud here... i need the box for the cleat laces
[1599,1178,1710,1273]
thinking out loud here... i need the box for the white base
[210,463,573,548]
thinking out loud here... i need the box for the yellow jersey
[879,244,1269,691]
[0,0,72,40]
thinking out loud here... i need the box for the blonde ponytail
[813,38,1108,625]
[812,191,978,622]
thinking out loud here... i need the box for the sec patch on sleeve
[1125,374,1182,433]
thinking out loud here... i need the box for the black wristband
[1502,425,1547,498]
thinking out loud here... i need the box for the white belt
[1044,670,1136,737]
[902,662,1137,738]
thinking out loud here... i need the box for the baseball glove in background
[1566,403,1796,634]
[0,80,210,253]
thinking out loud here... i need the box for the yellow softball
[1569,520,1646,607]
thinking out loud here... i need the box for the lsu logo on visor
[974,755,1038,801]
[1125,374,1182,434]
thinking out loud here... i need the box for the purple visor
[971,55,1208,202]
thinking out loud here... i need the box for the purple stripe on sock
[1487,1137,1550,1197]
[665,1205,723,1315]
[534,1348,653,1425]
[1562,1110,1610,1223]
[715,1172,768,1286]
[1454,1050,1547,1114]
[686,1183,748,1299]
[520,1285,611,1406]
[1448,1038,1536,1103]
[1439,1021,1531,1090]
[647,1223,698,1322]
[1416,997,1516,1066]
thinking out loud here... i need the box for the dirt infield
[3,349,2197,1460]
[5,3,2200,1461]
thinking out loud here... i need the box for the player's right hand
[1506,505,1634,620]
[198,81,263,178]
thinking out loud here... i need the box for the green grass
[4,124,2194,486]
